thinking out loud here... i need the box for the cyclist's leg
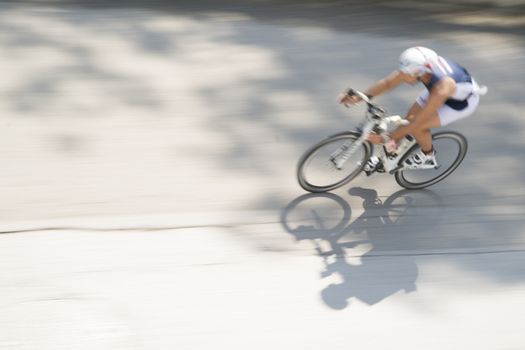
[389,101,440,152]
[400,93,480,167]
[391,91,479,150]
[405,101,423,123]
[408,113,440,152]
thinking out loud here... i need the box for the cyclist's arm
[364,70,405,98]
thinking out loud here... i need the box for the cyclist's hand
[337,91,360,108]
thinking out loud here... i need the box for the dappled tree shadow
[15,0,525,37]
[1,0,524,283]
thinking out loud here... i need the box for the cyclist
[338,46,486,171]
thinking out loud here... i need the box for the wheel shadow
[281,187,444,309]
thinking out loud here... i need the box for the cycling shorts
[416,82,480,127]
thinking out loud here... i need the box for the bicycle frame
[373,139,416,173]
[332,89,435,174]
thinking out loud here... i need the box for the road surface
[0,1,524,349]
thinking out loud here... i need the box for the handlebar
[347,88,372,105]
[346,88,386,117]
[345,88,409,130]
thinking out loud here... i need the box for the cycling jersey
[424,57,473,111]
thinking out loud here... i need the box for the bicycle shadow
[281,187,444,309]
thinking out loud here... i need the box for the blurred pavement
[0,1,524,349]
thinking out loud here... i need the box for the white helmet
[399,46,438,77]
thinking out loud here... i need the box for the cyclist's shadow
[281,187,444,309]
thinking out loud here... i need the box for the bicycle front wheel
[297,131,371,193]
[394,131,468,189]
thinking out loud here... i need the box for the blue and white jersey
[424,56,474,110]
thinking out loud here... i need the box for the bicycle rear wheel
[297,131,371,193]
[394,131,467,189]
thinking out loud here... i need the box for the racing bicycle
[297,89,468,192]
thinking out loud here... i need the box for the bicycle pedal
[365,166,382,176]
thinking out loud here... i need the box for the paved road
[0,1,524,349]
